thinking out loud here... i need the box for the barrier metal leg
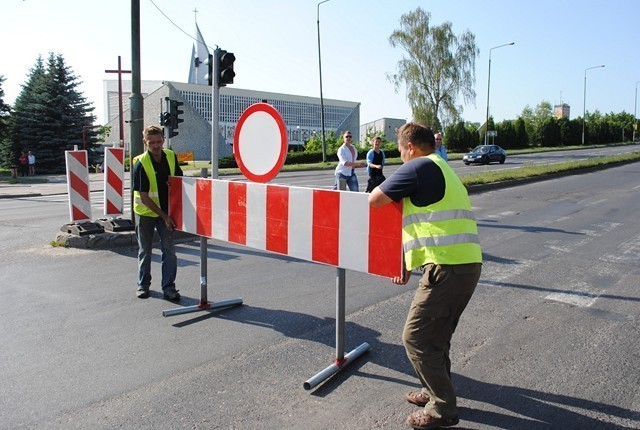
[303,178,370,390]
[163,168,243,317]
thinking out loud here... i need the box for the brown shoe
[406,410,459,430]
[405,390,430,407]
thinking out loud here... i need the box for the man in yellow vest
[369,122,482,430]
[133,125,183,301]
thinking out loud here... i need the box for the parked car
[462,145,506,165]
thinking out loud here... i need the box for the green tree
[514,116,529,148]
[444,120,479,152]
[495,119,516,149]
[12,53,96,173]
[0,76,15,169]
[388,7,479,130]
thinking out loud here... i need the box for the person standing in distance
[133,125,183,301]
[334,130,365,191]
[434,132,448,162]
[28,151,36,176]
[368,123,481,430]
[365,136,386,193]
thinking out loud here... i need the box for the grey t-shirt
[378,157,445,207]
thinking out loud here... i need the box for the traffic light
[169,100,184,130]
[218,50,235,87]
[204,53,214,86]
[160,111,171,127]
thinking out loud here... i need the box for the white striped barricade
[65,149,92,223]
[103,147,125,216]
[168,176,404,279]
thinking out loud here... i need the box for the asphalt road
[0,153,639,429]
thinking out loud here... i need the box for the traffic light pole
[164,97,171,149]
[211,48,220,179]
[163,49,243,318]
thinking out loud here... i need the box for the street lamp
[485,42,514,145]
[634,80,640,142]
[317,0,330,163]
[582,64,605,145]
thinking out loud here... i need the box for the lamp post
[582,64,605,145]
[485,42,514,145]
[634,81,640,142]
[317,0,330,163]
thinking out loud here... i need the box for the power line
[147,0,214,51]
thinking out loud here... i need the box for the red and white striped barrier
[65,150,91,223]
[103,147,125,216]
[169,177,403,278]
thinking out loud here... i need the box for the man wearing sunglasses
[333,131,365,191]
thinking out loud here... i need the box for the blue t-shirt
[378,157,445,207]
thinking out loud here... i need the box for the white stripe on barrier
[182,178,197,234]
[212,180,229,242]
[288,187,313,262]
[247,182,267,251]
[339,191,370,274]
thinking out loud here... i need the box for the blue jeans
[334,171,359,191]
[136,214,177,291]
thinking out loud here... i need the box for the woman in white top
[334,131,365,191]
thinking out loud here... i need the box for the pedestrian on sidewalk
[133,125,183,301]
[19,150,28,177]
[28,151,36,176]
[369,122,482,430]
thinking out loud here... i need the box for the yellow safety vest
[133,149,176,217]
[402,154,482,269]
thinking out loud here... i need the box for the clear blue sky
[2,0,639,127]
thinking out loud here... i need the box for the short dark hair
[397,122,435,150]
[142,125,164,142]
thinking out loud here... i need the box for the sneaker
[136,287,149,299]
[406,410,459,430]
[405,390,430,407]
[163,288,180,301]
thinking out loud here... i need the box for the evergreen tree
[12,53,96,173]
[0,76,16,169]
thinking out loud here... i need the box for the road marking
[600,233,640,265]
[545,281,599,307]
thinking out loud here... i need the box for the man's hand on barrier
[162,213,176,232]
[392,268,411,285]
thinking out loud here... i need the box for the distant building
[103,81,360,160]
[359,118,406,146]
[554,103,570,119]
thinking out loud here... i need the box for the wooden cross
[105,56,132,148]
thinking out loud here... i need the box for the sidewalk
[0,173,108,199]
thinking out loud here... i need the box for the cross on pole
[105,56,132,149]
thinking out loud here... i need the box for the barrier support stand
[163,168,243,317]
[303,179,370,390]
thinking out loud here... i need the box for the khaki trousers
[402,262,481,418]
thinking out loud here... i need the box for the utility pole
[129,0,144,222]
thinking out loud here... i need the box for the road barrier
[103,147,125,216]
[65,149,92,223]
[167,177,403,278]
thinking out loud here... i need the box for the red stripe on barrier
[266,185,289,254]
[72,206,89,221]
[228,182,247,244]
[69,171,89,201]
[169,176,183,229]
[368,201,404,278]
[196,179,212,237]
[111,148,124,164]
[312,190,340,266]
[106,200,119,215]
[107,168,123,194]
[70,151,87,166]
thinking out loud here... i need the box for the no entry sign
[233,103,288,183]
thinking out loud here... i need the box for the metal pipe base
[162,298,243,317]
[303,342,370,391]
